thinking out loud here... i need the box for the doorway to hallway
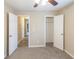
[18,16,30,47]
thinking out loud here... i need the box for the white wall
[46,17,54,42]
[57,3,74,57]
[4,4,15,58]
[15,11,56,47]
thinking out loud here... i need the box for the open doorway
[18,16,30,47]
[45,17,54,47]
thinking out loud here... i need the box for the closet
[45,15,64,50]
[46,17,54,47]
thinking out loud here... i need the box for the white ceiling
[5,0,74,12]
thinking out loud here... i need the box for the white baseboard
[30,45,45,48]
[64,49,74,58]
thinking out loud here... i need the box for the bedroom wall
[18,16,23,43]
[57,3,74,57]
[15,11,57,47]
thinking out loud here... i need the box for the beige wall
[4,4,15,57]
[18,16,23,43]
[57,3,74,57]
[24,18,26,37]
[46,17,54,42]
[15,12,56,47]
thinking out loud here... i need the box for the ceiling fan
[34,0,58,7]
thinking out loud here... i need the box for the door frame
[44,15,54,47]
[17,15,31,48]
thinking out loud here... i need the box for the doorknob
[9,35,12,37]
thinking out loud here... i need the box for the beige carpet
[6,46,73,59]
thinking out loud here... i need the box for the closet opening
[45,17,54,47]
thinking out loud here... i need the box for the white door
[54,15,64,50]
[8,12,18,55]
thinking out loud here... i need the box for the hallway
[18,37,28,47]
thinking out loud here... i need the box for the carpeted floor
[6,46,73,59]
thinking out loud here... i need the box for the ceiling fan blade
[34,3,38,7]
[48,0,58,6]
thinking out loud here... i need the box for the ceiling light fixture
[34,0,58,7]
[34,0,41,7]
